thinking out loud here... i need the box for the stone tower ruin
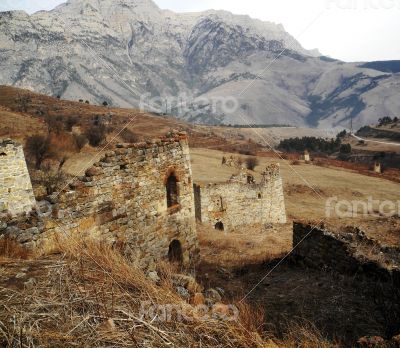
[194,164,287,232]
[0,139,36,216]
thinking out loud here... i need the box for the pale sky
[1,0,399,62]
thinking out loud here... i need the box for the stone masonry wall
[194,164,286,232]
[1,133,198,270]
[0,139,36,216]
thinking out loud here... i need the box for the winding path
[350,133,400,147]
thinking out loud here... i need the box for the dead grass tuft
[0,237,31,260]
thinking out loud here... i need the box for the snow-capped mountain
[0,0,399,129]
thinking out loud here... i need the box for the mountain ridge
[0,0,399,129]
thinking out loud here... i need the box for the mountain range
[0,0,399,129]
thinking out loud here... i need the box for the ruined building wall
[1,134,198,270]
[0,139,36,216]
[194,165,286,231]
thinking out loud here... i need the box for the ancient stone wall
[194,164,286,232]
[0,139,36,216]
[1,134,198,270]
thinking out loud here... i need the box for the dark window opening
[0,152,6,156]
[247,175,254,184]
[168,240,183,264]
[258,193,262,199]
[215,221,224,231]
[166,173,179,207]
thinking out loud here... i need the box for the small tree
[103,101,109,107]
[25,135,53,169]
[339,143,352,154]
[45,116,64,134]
[74,134,88,151]
[245,157,259,171]
[85,125,106,147]
[37,162,66,195]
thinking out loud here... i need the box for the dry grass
[0,235,338,348]
[0,237,31,260]
[198,223,292,269]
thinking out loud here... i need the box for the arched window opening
[215,221,224,231]
[168,240,183,264]
[0,152,6,157]
[258,193,262,199]
[166,173,179,207]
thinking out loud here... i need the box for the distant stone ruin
[0,133,198,270]
[194,164,287,232]
[374,161,382,174]
[300,150,310,162]
[0,139,36,216]
[222,155,243,169]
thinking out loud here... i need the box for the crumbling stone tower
[0,139,36,216]
[194,164,287,232]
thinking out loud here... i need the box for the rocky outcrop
[1,0,400,128]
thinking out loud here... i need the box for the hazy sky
[1,0,399,62]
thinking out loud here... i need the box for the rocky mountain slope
[0,0,399,129]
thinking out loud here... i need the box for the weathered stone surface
[2,135,198,270]
[0,139,36,216]
[194,164,286,231]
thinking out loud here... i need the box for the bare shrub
[245,157,259,171]
[120,128,139,143]
[14,93,31,112]
[25,134,54,169]
[74,134,88,151]
[44,115,65,134]
[65,116,78,132]
[39,165,66,195]
[85,124,106,147]
[290,160,301,165]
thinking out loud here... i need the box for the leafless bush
[74,134,88,152]
[290,160,301,165]
[245,157,259,171]
[45,115,64,134]
[25,134,54,169]
[14,93,31,112]
[33,161,67,195]
[65,116,78,132]
[85,124,106,147]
